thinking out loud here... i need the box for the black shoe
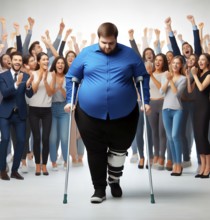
[90,189,106,204]
[11,171,24,180]
[171,167,183,176]
[195,173,203,178]
[35,172,41,176]
[109,179,122,197]
[138,164,144,169]
[201,173,209,179]
[42,172,49,176]
[0,170,10,180]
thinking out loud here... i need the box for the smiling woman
[27,52,55,176]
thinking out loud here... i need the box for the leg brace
[107,149,127,180]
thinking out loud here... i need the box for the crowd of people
[0,17,86,180]
[0,15,210,203]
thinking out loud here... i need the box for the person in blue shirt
[64,22,150,204]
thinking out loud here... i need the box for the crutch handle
[135,76,143,83]
[72,77,80,84]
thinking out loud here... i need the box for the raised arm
[165,17,181,56]
[41,36,59,58]
[153,29,161,54]
[0,17,7,54]
[177,33,185,45]
[198,22,204,52]
[0,33,8,56]
[22,17,35,56]
[59,28,72,56]
[90,33,96,45]
[13,22,22,53]
[80,39,87,51]
[128,29,141,58]
[165,27,173,52]
[187,15,202,56]
[71,36,80,55]
[47,19,65,58]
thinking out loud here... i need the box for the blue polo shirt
[66,43,150,120]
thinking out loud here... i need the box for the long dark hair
[35,52,48,70]
[50,56,69,75]
[155,53,169,72]
[142,47,155,62]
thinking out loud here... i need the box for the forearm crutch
[136,76,155,204]
[63,77,80,204]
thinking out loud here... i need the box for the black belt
[13,108,19,113]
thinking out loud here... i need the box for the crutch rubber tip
[150,194,155,204]
[63,194,68,204]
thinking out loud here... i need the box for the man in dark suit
[0,51,34,180]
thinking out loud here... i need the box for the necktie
[14,73,18,82]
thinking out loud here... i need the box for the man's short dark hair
[97,22,118,39]
[10,51,22,60]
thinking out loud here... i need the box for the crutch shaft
[136,76,155,204]
[63,77,80,204]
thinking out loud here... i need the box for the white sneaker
[27,159,35,168]
[6,153,13,163]
[52,166,59,171]
[56,155,63,165]
[182,161,192,168]
[63,163,67,170]
[21,165,28,173]
[130,154,138,163]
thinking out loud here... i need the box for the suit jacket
[0,70,33,120]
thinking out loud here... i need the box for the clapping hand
[166,71,173,81]
[26,74,34,88]
[16,73,23,86]
[191,66,198,76]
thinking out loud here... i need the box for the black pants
[75,104,139,189]
[29,106,52,165]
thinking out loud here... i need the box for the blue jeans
[49,102,69,163]
[77,138,85,156]
[132,102,153,159]
[162,109,184,164]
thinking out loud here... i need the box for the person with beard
[0,51,34,180]
[64,22,150,203]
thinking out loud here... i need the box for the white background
[0,0,210,53]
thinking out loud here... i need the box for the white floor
[0,149,210,220]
